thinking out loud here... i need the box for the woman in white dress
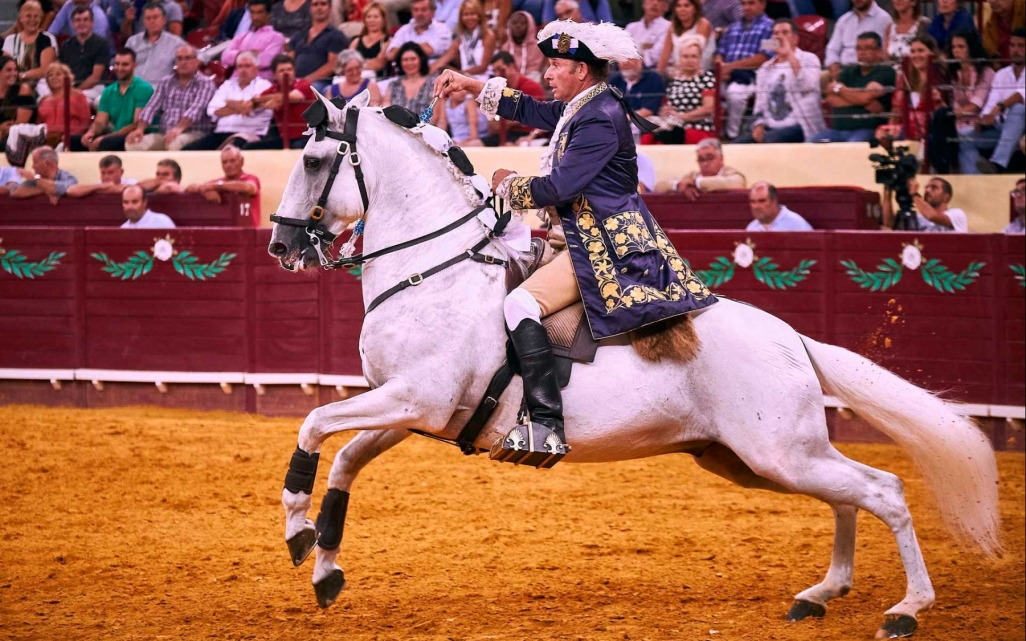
[884,0,931,62]
[657,0,714,76]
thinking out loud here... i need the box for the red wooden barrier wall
[0,228,1022,408]
[0,193,253,227]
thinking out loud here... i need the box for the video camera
[869,137,920,230]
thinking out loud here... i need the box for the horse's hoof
[875,614,918,639]
[786,599,826,622]
[286,528,317,567]
[314,569,346,609]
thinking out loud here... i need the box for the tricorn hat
[536,20,642,64]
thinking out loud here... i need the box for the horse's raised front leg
[787,504,858,621]
[281,382,432,567]
[311,428,411,608]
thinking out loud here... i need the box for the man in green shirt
[71,48,155,152]
[814,31,895,143]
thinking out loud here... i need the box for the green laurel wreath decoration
[0,250,66,279]
[840,258,904,292]
[172,251,237,281]
[752,257,817,290]
[841,257,984,293]
[694,256,735,287]
[1012,264,1026,288]
[91,251,154,280]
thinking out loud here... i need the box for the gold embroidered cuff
[508,175,536,210]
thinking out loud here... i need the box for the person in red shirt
[184,145,263,227]
[247,54,315,150]
[485,50,545,146]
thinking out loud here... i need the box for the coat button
[620,268,628,274]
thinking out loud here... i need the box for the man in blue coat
[433,20,716,467]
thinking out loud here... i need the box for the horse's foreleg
[311,428,411,608]
[788,504,858,621]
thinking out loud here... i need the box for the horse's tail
[798,335,1001,557]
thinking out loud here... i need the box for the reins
[269,102,513,314]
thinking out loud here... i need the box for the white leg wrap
[503,288,542,331]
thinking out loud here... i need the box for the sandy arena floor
[0,406,1023,641]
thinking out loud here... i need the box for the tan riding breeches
[519,250,580,317]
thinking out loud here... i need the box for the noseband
[270,102,512,314]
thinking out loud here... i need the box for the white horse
[268,91,1000,639]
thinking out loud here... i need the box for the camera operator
[882,175,968,232]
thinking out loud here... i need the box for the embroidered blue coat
[496,83,717,339]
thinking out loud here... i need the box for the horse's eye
[304,157,321,171]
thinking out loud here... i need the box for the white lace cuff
[477,77,508,121]
[495,172,519,200]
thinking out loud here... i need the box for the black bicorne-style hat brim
[538,32,602,63]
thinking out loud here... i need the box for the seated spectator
[2,1,58,95]
[1006,178,1025,234]
[57,6,109,107]
[665,138,747,196]
[983,0,1024,61]
[498,10,544,84]
[485,50,543,146]
[735,19,824,144]
[126,2,187,85]
[121,0,183,38]
[349,2,391,79]
[815,32,895,143]
[886,35,956,171]
[386,0,453,63]
[948,31,995,173]
[609,57,664,121]
[430,0,495,80]
[37,63,92,147]
[543,0,611,23]
[121,184,176,229]
[136,157,185,193]
[702,0,741,30]
[824,0,892,81]
[437,88,487,145]
[73,49,154,152]
[126,45,217,151]
[2,0,56,40]
[746,182,813,231]
[884,0,929,61]
[0,164,22,189]
[927,0,976,52]
[185,145,261,224]
[715,0,774,139]
[383,42,440,124]
[183,51,273,150]
[627,0,671,71]
[968,29,1025,175]
[0,54,35,147]
[325,50,383,103]
[66,154,137,197]
[903,177,968,231]
[222,0,286,79]
[9,145,77,202]
[248,54,315,149]
[48,0,111,39]
[658,0,712,77]
[288,0,348,91]
[654,36,715,144]
[272,0,312,41]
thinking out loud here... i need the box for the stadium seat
[187,26,220,48]
[203,60,227,86]
[795,15,827,62]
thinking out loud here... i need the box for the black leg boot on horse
[489,318,570,468]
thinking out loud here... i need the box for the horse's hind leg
[787,504,858,621]
[311,428,411,608]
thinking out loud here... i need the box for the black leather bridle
[269,102,511,314]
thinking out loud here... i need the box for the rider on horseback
[433,20,717,467]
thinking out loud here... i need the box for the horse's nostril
[269,242,288,257]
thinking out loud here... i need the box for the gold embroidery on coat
[556,132,568,163]
[557,33,572,54]
[573,196,712,312]
[501,86,522,109]
[508,175,536,209]
[603,211,657,258]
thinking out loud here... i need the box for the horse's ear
[312,87,344,127]
[348,89,371,110]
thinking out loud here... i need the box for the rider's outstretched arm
[478,77,565,133]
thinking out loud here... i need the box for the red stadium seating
[795,15,828,62]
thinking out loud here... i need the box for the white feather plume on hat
[537,20,642,62]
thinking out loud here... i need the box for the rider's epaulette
[383,105,419,129]
[446,147,475,176]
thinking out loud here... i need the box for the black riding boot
[489,318,569,468]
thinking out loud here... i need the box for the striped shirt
[716,14,774,85]
[138,73,217,134]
